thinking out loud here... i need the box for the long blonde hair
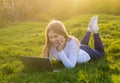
[42,20,80,57]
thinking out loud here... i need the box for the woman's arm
[57,39,79,68]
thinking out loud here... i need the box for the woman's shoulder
[67,36,80,46]
[67,36,78,43]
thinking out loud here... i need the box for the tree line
[0,0,120,27]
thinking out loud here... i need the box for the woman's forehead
[48,30,58,36]
[48,30,63,37]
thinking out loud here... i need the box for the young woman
[42,16,105,68]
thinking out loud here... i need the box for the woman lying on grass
[42,16,105,68]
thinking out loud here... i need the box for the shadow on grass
[0,48,113,83]
[1,55,113,83]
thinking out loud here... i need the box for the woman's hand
[56,37,66,52]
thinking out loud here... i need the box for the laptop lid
[20,56,53,71]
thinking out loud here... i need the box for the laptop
[20,56,54,71]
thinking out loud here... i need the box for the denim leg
[93,33,105,53]
[80,31,91,45]
[80,32,105,59]
[80,45,104,59]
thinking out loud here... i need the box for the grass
[0,14,120,83]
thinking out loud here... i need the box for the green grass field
[0,14,120,83]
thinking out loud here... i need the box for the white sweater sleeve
[57,39,79,68]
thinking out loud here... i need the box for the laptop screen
[20,56,53,71]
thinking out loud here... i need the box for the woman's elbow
[66,64,76,68]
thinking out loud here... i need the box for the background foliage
[0,0,120,27]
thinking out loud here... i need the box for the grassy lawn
[0,14,120,83]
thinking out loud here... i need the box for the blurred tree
[0,0,120,27]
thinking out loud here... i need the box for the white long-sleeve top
[49,38,91,68]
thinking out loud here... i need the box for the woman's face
[48,30,65,47]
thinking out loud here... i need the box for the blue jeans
[80,31,105,59]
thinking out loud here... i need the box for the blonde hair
[42,20,80,57]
